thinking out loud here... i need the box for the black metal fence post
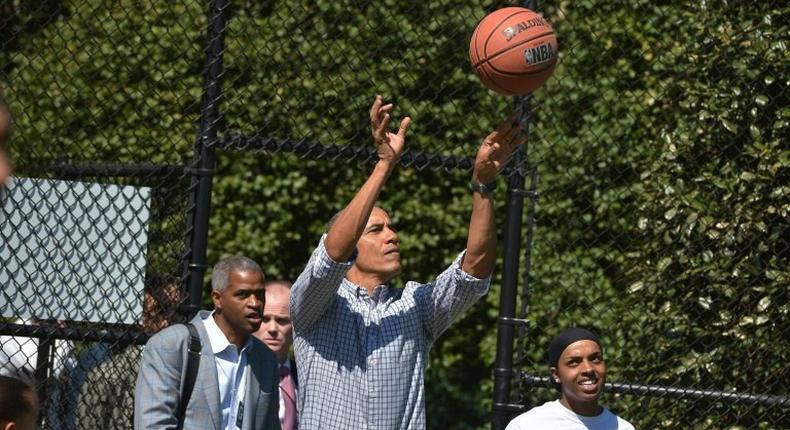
[35,337,53,428]
[182,0,228,318]
[492,94,533,430]
[491,3,539,427]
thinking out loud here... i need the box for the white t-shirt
[506,400,635,430]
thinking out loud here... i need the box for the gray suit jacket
[134,311,280,430]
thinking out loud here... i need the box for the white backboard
[0,177,151,324]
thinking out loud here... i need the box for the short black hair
[325,206,393,233]
[0,374,37,422]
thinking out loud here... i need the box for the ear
[5,421,16,430]
[211,289,222,310]
[550,366,560,383]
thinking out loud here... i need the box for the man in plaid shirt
[291,95,524,429]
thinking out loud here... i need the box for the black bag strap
[176,322,202,430]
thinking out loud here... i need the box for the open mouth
[246,313,262,324]
[578,378,600,394]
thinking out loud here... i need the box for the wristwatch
[469,179,497,194]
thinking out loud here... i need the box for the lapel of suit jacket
[194,312,222,430]
[289,357,298,389]
[242,342,262,429]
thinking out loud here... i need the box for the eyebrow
[565,350,602,359]
[235,287,265,294]
[367,220,397,230]
[366,222,385,231]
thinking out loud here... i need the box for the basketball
[469,7,558,96]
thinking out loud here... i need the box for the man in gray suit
[134,256,280,429]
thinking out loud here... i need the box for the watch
[469,179,497,194]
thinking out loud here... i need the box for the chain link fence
[505,1,789,429]
[0,0,787,429]
[1,1,202,427]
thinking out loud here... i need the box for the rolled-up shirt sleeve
[414,250,490,341]
[290,235,355,333]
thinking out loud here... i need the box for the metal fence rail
[0,0,787,429]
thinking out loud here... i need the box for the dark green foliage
[2,0,786,429]
[517,1,789,429]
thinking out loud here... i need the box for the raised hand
[473,115,526,184]
[370,95,411,163]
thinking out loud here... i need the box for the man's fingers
[483,131,498,146]
[370,95,382,125]
[376,113,391,141]
[495,113,518,135]
[397,117,411,139]
[504,120,524,142]
[379,103,394,115]
[500,134,518,154]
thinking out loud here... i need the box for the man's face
[212,269,265,336]
[253,283,293,363]
[551,340,606,408]
[353,207,401,283]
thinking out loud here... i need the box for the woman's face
[551,339,606,415]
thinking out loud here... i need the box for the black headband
[547,327,601,368]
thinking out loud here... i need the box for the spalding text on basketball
[501,16,548,42]
[524,44,554,65]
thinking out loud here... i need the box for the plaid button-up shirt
[290,236,490,430]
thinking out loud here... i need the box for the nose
[247,294,262,309]
[385,226,399,244]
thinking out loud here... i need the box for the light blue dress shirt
[203,312,253,430]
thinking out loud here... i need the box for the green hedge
[3,0,786,429]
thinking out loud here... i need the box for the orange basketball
[469,7,558,96]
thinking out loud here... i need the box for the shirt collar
[203,311,252,355]
[341,278,390,302]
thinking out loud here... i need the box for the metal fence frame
[1,0,787,428]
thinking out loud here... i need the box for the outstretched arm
[324,95,411,262]
[461,116,525,278]
[290,95,411,330]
